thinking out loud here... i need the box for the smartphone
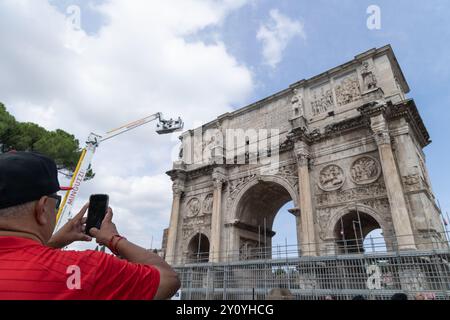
[85,194,109,236]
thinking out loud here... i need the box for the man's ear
[35,197,50,226]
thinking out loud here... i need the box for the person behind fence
[415,293,426,300]
[391,293,408,300]
[416,292,436,300]
[0,151,180,300]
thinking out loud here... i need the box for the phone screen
[86,194,109,236]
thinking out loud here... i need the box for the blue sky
[1,0,449,251]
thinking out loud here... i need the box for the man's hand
[47,203,92,249]
[89,208,120,248]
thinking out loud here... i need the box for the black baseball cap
[0,151,71,210]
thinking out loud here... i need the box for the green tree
[0,103,17,149]
[0,103,94,179]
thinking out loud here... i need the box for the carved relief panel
[334,72,361,107]
[317,181,387,207]
[316,207,341,240]
[318,165,345,191]
[186,197,201,218]
[182,196,212,242]
[310,83,334,116]
[278,164,299,192]
[202,193,213,214]
[350,156,381,185]
[226,174,257,210]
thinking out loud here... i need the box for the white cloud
[0,0,253,249]
[257,9,305,68]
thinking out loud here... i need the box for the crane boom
[101,113,162,142]
[54,112,183,232]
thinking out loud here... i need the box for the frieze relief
[316,181,387,207]
[335,74,361,107]
[182,216,212,234]
[350,156,381,185]
[311,87,334,116]
[318,165,345,191]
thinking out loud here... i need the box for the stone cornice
[323,116,369,139]
[358,100,388,117]
[283,99,430,149]
[386,99,431,148]
[167,163,229,181]
[166,168,186,182]
[283,115,370,147]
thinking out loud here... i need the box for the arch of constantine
[162,45,447,265]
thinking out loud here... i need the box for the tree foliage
[0,102,94,179]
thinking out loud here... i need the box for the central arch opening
[235,179,297,260]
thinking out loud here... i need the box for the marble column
[295,143,317,256]
[370,112,416,250]
[210,168,226,262]
[165,178,184,265]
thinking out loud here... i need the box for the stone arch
[186,232,210,263]
[326,204,389,253]
[230,174,299,259]
[325,204,387,239]
[230,174,299,221]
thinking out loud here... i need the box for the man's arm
[47,203,92,249]
[89,208,180,300]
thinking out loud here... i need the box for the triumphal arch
[163,45,447,265]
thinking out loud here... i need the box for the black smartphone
[85,194,109,236]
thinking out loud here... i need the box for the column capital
[172,180,185,196]
[369,112,391,146]
[294,141,310,167]
[296,153,310,167]
[212,167,227,189]
[373,131,391,146]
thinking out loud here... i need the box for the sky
[0,0,449,252]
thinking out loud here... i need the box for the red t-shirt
[0,236,160,300]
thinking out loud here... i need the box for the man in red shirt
[0,151,180,300]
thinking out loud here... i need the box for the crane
[54,112,184,232]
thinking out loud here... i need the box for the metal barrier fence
[173,229,450,265]
[175,250,450,300]
[173,231,450,300]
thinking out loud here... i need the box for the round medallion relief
[202,194,213,214]
[318,165,345,191]
[350,156,381,185]
[186,198,201,218]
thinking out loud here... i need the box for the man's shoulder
[45,247,115,269]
